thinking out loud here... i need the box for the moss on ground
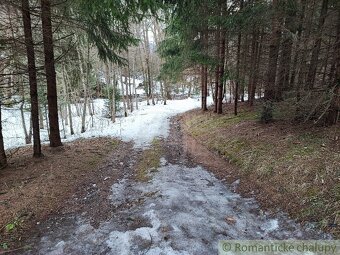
[136,138,163,182]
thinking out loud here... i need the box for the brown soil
[0,137,134,250]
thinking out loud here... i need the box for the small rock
[225,216,237,224]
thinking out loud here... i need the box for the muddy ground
[0,116,329,254]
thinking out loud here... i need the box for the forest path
[23,115,327,255]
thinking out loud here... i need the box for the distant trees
[161,0,339,125]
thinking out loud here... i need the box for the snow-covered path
[22,99,329,255]
[36,160,327,255]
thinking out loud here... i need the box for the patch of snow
[2,97,213,150]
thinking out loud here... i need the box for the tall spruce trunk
[111,66,116,122]
[22,0,41,156]
[235,31,242,115]
[214,28,220,113]
[217,29,226,114]
[289,1,306,89]
[41,0,62,147]
[234,0,243,115]
[277,4,296,99]
[264,0,282,101]
[325,9,340,125]
[248,30,259,106]
[306,0,329,89]
[120,73,127,117]
[62,66,74,135]
[0,104,7,169]
[201,28,208,111]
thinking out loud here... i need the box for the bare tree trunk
[41,0,62,147]
[77,44,87,133]
[20,102,31,144]
[240,34,249,102]
[0,103,7,169]
[214,28,220,113]
[264,0,282,101]
[234,23,242,114]
[248,30,258,106]
[290,0,306,89]
[62,66,74,135]
[59,105,66,139]
[277,4,296,98]
[201,28,208,111]
[132,57,138,110]
[111,66,116,122]
[44,104,49,137]
[39,106,44,129]
[306,0,329,89]
[120,72,127,117]
[217,24,226,114]
[325,9,340,125]
[22,0,42,156]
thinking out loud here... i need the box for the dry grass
[183,103,340,237]
[0,137,120,249]
[135,138,163,182]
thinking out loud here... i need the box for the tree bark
[120,72,127,117]
[234,34,242,114]
[248,30,259,106]
[214,28,220,113]
[264,0,282,101]
[111,66,116,122]
[217,28,226,114]
[0,103,7,169]
[234,0,244,115]
[201,28,208,111]
[41,0,62,147]
[325,9,340,125]
[22,0,42,156]
[277,3,296,99]
[62,65,74,135]
[306,0,329,89]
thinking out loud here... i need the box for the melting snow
[2,97,211,149]
[34,161,328,255]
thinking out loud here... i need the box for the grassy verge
[136,138,163,182]
[183,105,339,237]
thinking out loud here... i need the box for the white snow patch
[2,97,212,150]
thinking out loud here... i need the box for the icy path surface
[24,99,328,254]
[36,160,326,255]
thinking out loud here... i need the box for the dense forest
[159,0,339,120]
[0,0,339,253]
[0,0,339,165]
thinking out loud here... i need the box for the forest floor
[182,102,339,238]
[0,137,128,251]
[0,101,337,254]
